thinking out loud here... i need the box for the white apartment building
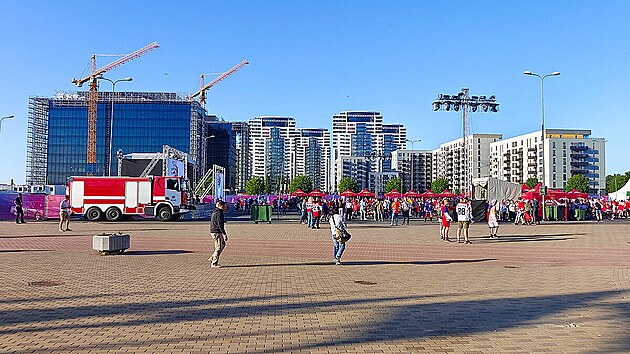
[332,111,406,193]
[490,129,606,194]
[432,134,502,193]
[248,116,298,185]
[295,128,331,192]
[392,150,433,192]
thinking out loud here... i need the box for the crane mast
[72,42,160,173]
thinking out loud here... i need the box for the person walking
[401,198,410,226]
[14,193,25,224]
[456,197,473,244]
[329,207,347,265]
[390,198,400,226]
[488,200,499,238]
[209,201,229,268]
[59,195,71,232]
[440,198,452,242]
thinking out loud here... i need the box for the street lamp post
[98,76,133,176]
[0,115,15,145]
[406,138,421,191]
[524,71,560,220]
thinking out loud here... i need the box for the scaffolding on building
[26,97,50,185]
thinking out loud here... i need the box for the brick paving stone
[0,218,629,353]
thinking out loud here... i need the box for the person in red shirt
[390,199,400,226]
[440,199,452,242]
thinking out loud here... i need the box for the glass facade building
[27,92,204,186]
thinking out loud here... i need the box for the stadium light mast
[432,88,499,195]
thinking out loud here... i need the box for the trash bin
[545,206,555,221]
[250,205,272,224]
[556,205,565,221]
[575,209,586,221]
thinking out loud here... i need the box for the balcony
[571,160,587,167]
[503,165,511,170]
[527,147,537,152]
[571,168,588,175]
[511,155,522,161]
[571,153,588,159]
[570,145,588,152]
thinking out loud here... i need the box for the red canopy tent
[357,189,375,197]
[420,189,438,198]
[308,189,326,197]
[384,189,402,198]
[566,189,588,199]
[340,189,357,197]
[290,189,308,197]
[403,190,421,198]
[438,189,456,198]
[546,189,567,200]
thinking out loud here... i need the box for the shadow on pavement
[476,233,584,243]
[122,250,194,256]
[0,290,627,353]
[223,258,497,268]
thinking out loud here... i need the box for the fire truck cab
[68,176,191,221]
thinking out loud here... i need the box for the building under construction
[26,91,208,186]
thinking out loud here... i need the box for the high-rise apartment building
[392,150,433,192]
[332,111,406,193]
[489,129,606,194]
[431,134,502,193]
[231,122,250,193]
[248,116,298,191]
[295,128,331,192]
[27,92,205,186]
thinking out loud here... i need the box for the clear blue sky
[1,1,628,184]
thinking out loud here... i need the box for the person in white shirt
[59,195,71,232]
[328,207,348,265]
[456,197,473,244]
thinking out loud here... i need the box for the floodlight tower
[432,88,499,195]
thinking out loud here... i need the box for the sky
[0,1,629,184]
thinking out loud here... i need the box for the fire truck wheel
[157,206,172,221]
[86,207,103,221]
[105,207,122,222]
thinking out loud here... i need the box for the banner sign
[167,158,185,177]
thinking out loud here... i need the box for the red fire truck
[67,176,192,221]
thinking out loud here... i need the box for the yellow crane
[190,59,249,107]
[72,42,160,173]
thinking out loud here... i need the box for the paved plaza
[1,215,629,353]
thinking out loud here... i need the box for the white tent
[607,178,630,200]
[472,177,522,202]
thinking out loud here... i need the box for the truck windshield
[166,179,180,191]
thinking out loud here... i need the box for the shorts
[488,220,498,228]
[457,221,470,230]
[441,218,450,227]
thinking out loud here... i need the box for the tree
[606,173,629,193]
[289,175,313,194]
[431,178,449,194]
[264,175,272,194]
[245,176,265,196]
[338,177,358,194]
[385,177,403,193]
[525,176,539,189]
[565,174,589,193]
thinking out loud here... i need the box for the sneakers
[211,264,221,268]
[334,259,341,265]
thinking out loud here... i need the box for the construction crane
[72,42,160,173]
[190,59,249,107]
